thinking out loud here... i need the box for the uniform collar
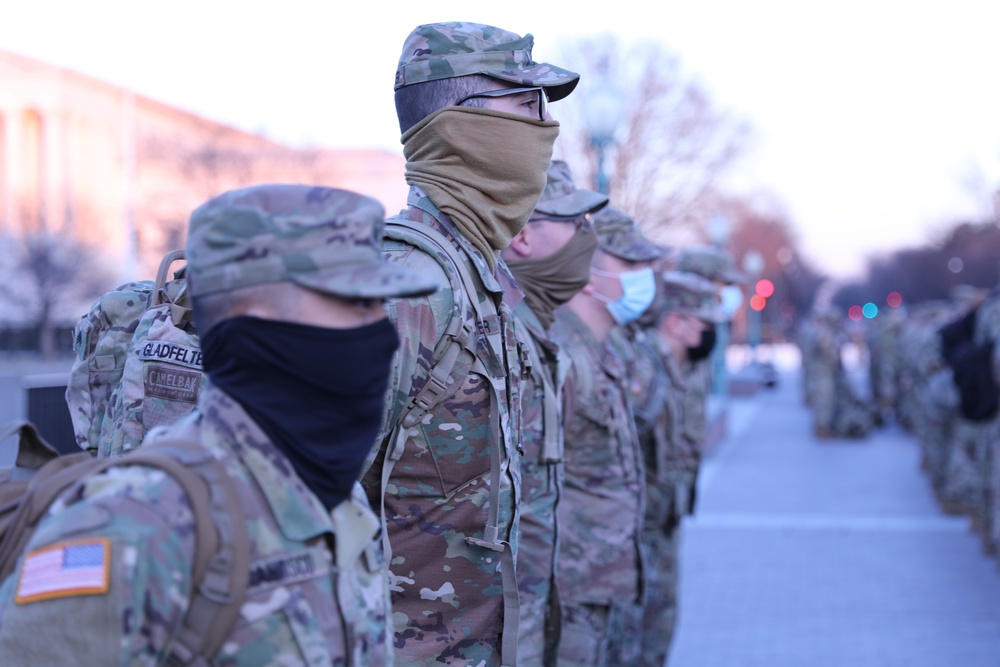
[196,385,334,542]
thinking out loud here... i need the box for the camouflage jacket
[0,384,391,666]
[362,187,524,667]
[680,356,711,461]
[513,300,568,665]
[613,326,684,533]
[550,308,645,606]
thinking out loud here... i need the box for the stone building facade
[0,48,407,287]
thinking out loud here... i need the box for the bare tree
[555,37,752,240]
[720,194,827,340]
[0,232,115,360]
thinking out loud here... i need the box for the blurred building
[0,48,407,282]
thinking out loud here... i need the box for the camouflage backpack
[66,250,206,457]
[0,419,249,664]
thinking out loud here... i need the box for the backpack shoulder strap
[124,439,250,666]
[382,219,484,440]
[0,440,95,581]
[0,434,249,666]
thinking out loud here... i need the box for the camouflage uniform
[944,290,1000,541]
[0,388,394,666]
[0,184,438,665]
[800,307,873,438]
[552,208,662,666]
[632,270,722,667]
[551,307,646,667]
[675,245,744,460]
[361,23,579,667]
[511,161,607,667]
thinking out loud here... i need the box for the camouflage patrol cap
[186,184,439,299]
[657,270,724,323]
[591,206,663,263]
[677,244,746,285]
[532,160,608,218]
[395,22,579,102]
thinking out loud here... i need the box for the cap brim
[698,305,726,324]
[534,189,609,217]
[608,236,664,263]
[724,269,748,285]
[292,263,439,300]
[486,63,580,102]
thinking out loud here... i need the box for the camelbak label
[139,341,204,369]
[145,365,201,403]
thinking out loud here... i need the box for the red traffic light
[755,279,775,298]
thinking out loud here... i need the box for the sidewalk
[667,368,1000,667]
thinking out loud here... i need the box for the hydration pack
[65,250,205,457]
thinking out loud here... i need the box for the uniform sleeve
[0,466,196,666]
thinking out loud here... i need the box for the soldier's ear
[506,228,533,258]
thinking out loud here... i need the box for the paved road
[667,368,1000,667]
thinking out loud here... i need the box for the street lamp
[742,248,765,361]
[584,60,624,195]
[707,214,732,397]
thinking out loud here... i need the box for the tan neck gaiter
[402,107,559,271]
[506,226,598,329]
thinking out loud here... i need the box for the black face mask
[687,324,717,362]
[201,315,399,511]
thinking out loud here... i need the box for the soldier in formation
[0,184,436,665]
[548,205,661,665]
[846,283,1000,569]
[500,160,608,665]
[361,21,578,666]
[798,305,875,438]
[623,268,723,667]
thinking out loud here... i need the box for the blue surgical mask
[591,266,657,324]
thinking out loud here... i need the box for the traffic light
[755,279,775,298]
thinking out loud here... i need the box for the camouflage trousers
[990,437,1000,557]
[943,420,994,523]
[640,528,680,667]
[918,417,955,499]
[810,369,836,429]
[831,397,874,438]
[558,600,641,667]
[517,566,561,667]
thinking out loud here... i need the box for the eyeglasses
[527,213,591,232]
[455,86,547,121]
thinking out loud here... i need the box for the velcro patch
[15,537,110,604]
[144,364,201,403]
[138,341,203,369]
[248,548,329,594]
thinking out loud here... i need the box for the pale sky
[4,0,999,279]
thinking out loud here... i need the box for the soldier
[361,22,579,666]
[0,184,438,665]
[550,205,662,666]
[499,160,608,666]
[940,287,1000,543]
[675,245,744,458]
[635,269,724,667]
[802,305,874,439]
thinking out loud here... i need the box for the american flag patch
[15,537,110,604]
